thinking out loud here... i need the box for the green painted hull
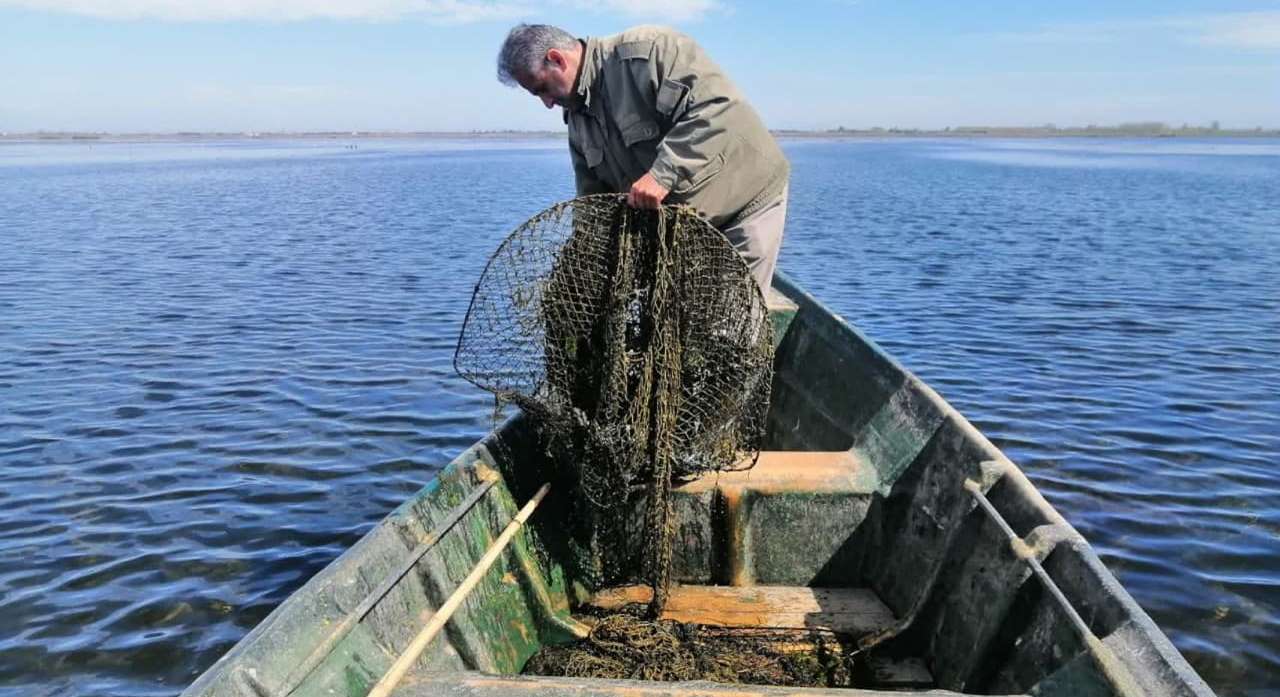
[182,274,1215,697]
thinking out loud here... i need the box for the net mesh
[523,611,852,686]
[454,194,774,614]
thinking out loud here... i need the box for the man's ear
[546,48,567,71]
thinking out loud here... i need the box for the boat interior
[185,274,1210,697]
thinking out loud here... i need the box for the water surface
[0,137,1276,696]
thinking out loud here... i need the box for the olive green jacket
[566,26,789,228]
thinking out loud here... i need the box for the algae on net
[523,611,854,688]
[455,196,774,616]
[458,196,778,684]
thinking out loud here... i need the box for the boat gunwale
[181,272,1216,697]
[769,272,1214,697]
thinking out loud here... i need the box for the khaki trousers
[721,185,788,296]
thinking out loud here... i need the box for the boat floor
[586,584,897,637]
[395,673,960,697]
[393,585,945,696]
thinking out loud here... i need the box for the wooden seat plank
[675,450,879,496]
[588,585,895,636]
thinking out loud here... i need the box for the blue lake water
[0,137,1276,696]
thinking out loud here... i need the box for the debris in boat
[522,608,852,687]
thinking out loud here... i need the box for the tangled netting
[455,195,774,614]
[523,612,851,686]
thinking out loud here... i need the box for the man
[496,23,790,294]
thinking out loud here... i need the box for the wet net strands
[455,195,774,615]
[522,611,853,687]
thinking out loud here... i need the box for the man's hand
[627,173,670,210]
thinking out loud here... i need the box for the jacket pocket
[674,152,725,194]
[655,79,687,118]
[621,119,660,147]
[583,145,604,168]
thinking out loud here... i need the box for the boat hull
[182,273,1214,697]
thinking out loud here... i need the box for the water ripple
[785,138,1280,695]
[1,137,1277,696]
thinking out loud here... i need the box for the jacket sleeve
[570,139,610,196]
[645,31,736,192]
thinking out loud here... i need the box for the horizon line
[5,122,1280,139]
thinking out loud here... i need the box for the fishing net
[455,194,773,615]
[523,611,853,687]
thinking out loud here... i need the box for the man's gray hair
[497,23,578,86]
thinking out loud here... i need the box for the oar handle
[367,483,551,697]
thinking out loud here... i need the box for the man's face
[517,49,575,110]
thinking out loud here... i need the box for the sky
[1,0,1277,133]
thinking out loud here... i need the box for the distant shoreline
[3,125,1278,143]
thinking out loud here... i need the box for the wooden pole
[367,483,551,697]
[278,479,498,697]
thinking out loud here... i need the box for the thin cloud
[0,0,721,22]
[982,22,1133,45]
[570,0,720,22]
[984,11,1280,51]
[0,0,530,23]
[1177,11,1280,50]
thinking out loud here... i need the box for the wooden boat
[182,275,1215,697]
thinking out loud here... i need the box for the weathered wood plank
[397,672,982,697]
[587,585,895,635]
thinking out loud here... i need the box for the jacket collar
[571,37,601,114]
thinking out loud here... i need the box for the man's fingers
[627,180,664,209]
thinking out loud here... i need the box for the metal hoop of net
[455,194,773,614]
